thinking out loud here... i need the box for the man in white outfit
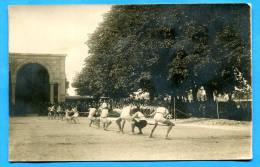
[131,109,147,134]
[116,104,136,133]
[197,86,207,117]
[88,107,100,127]
[149,103,175,139]
[99,103,112,130]
[71,106,79,124]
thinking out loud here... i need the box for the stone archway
[9,53,66,115]
[15,63,50,115]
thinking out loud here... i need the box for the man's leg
[149,122,158,138]
[138,127,143,134]
[89,120,93,127]
[106,120,112,128]
[101,119,106,129]
[104,120,112,130]
[202,102,206,117]
[116,118,122,131]
[138,120,147,134]
[135,121,143,134]
[165,120,175,139]
[92,117,99,127]
[60,113,63,121]
[121,120,126,133]
[131,121,136,134]
[96,118,100,128]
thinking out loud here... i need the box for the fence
[170,98,252,121]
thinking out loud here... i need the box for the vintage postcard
[8,4,252,161]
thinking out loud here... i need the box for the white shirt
[197,89,207,101]
[88,108,96,118]
[120,106,132,118]
[155,107,169,117]
[73,111,79,117]
[72,107,78,112]
[100,102,108,109]
[57,106,61,112]
[100,109,109,118]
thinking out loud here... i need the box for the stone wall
[9,53,67,104]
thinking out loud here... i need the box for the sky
[9,5,112,95]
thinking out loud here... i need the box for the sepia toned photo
[9,4,252,161]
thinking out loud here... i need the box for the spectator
[197,86,207,117]
[197,86,207,102]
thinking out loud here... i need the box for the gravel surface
[9,117,252,161]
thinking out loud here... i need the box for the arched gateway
[9,53,66,115]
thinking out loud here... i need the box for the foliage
[73,4,251,100]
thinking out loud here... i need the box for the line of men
[48,104,79,123]
[88,101,175,139]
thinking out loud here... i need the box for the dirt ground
[9,117,252,161]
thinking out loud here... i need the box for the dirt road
[9,117,251,161]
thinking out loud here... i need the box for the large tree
[73,4,251,100]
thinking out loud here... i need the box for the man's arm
[131,112,138,119]
[149,110,156,118]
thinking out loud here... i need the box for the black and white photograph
[9,4,252,161]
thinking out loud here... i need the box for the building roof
[9,52,67,57]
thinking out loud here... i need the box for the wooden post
[216,100,220,119]
[173,97,176,121]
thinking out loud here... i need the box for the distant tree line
[72,4,251,101]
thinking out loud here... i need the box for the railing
[169,98,251,121]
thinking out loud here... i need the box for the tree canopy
[72,4,251,100]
